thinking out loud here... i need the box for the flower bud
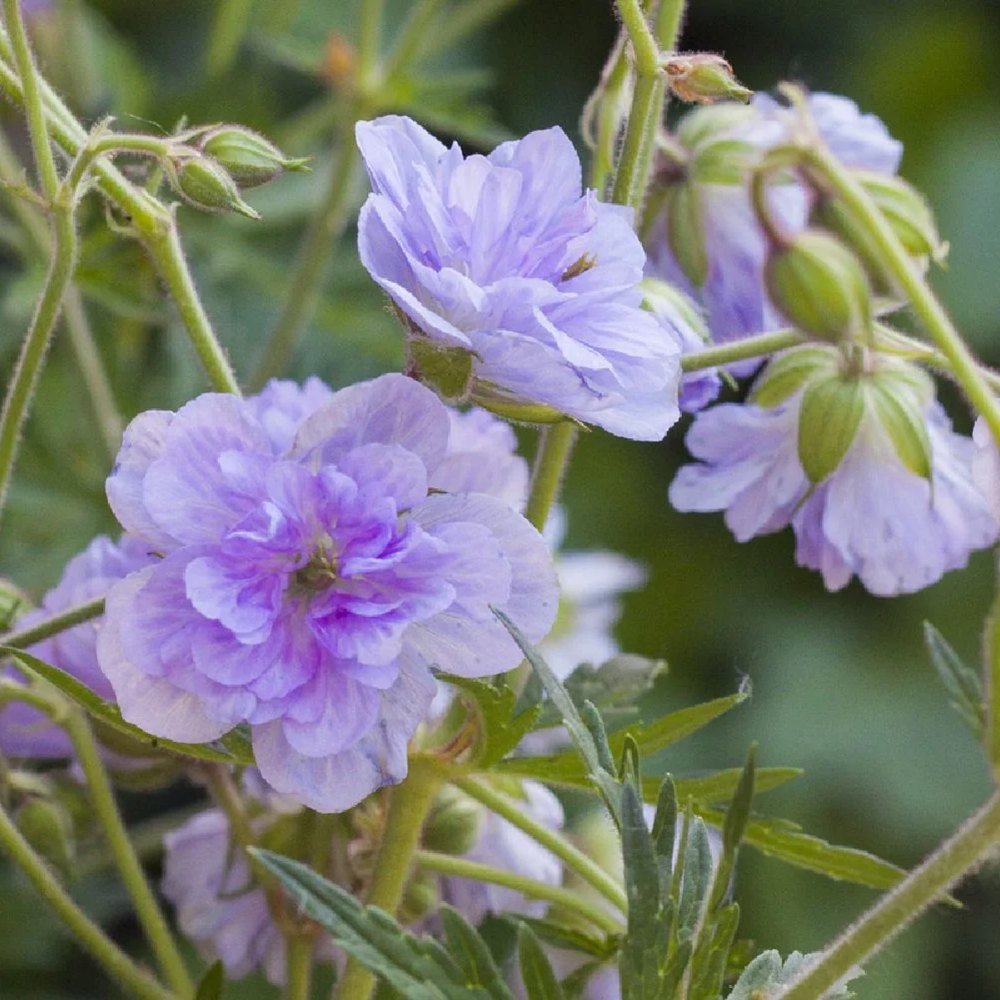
[399,869,439,924]
[664,54,752,105]
[15,796,76,879]
[765,229,872,343]
[423,786,482,856]
[197,126,309,190]
[166,153,261,219]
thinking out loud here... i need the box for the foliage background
[2,0,1000,996]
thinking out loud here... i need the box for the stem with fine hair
[65,709,194,997]
[0,596,105,649]
[524,421,578,531]
[0,799,178,1000]
[336,756,443,1000]
[681,329,805,372]
[455,774,628,914]
[414,849,624,935]
[777,791,1000,1000]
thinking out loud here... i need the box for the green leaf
[678,819,713,938]
[194,961,225,1000]
[749,346,838,408]
[867,377,933,479]
[507,918,617,961]
[924,621,985,737]
[250,849,511,1000]
[670,766,801,806]
[797,376,866,484]
[695,806,905,890]
[708,745,756,911]
[440,907,510,996]
[688,903,740,1000]
[1,647,253,765]
[518,924,566,1000]
[440,673,542,767]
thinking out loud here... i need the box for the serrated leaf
[250,849,510,1000]
[866,377,932,479]
[2,647,253,765]
[695,806,905,890]
[924,621,984,737]
[750,346,838,408]
[518,924,566,1000]
[194,960,225,1000]
[797,376,866,484]
[440,673,542,766]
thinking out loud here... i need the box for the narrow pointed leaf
[194,961,225,1000]
[518,924,566,1000]
[923,622,984,737]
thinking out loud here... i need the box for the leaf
[440,907,510,996]
[924,621,984,737]
[250,849,511,1000]
[518,924,566,1000]
[439,673,542,767]
[507,917,617,960]
[695,805,905,890]
[670,766,801,805]
[2,647,253,765]
[194,961,225,1000]
[709,744,757,910]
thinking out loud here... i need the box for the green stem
[414,849,623,936]
[143,218,241,394]
[65,709,193,997]
[681,329,805,372]
[455,775,628,914]
[653,0,687,49]
[206,0,255,77]
[202,762,257,850]
[285,933,314,1000]
[1,596,104,650]
[381,0,446,80]
[777,791,1000,1000]
[357,0,385,85]
[801,144,1000,447]
[337,756,443,1000]
[250,121,360,389]
[0,800,177,1000]
[986,574,1000,780]
[524,421,577,531]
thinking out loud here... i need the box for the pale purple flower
[0,535,155,758]
[356,116,681,441]
[440,780,563,924]
[972,417,1000,520]
[98,375,558,812]
[648,92,902,356]
[669,374,998,596]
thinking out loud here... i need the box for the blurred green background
[2,0,1000,996]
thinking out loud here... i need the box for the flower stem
[776,791,1000,1000]
[414,849,623,935]
[285,933,314,1000]
[337,756,443,1000]
[682,329,805,372]
[654,0,687,50]
[250,119,360,390]
[206,0,255,77]
[455,775,628,914]
[65,709,194,997]
[524,421,578,531]
[801,143,1000,448]
[1,596,105,649]
[0,799,178,1000]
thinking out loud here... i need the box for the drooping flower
[438,780,564,924]
[669,349,998,595]
[972,417,1000,520]
[646,92,902,357]
[355,115,681,441]
[0,535,156,758]
[98,375,558,812]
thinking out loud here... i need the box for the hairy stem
[414,849,624,935]
[524,421,578,531]
[0,800,177,1000]
[65,709,193,997]
[337,756,443,999]
[0,596,105,650]
[777,792,1000,1000]
[455,775,628,914]
[681,329,805,372]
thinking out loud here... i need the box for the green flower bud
[765,229,872,344]
[166,154,261,219]
[198,126,310,190]
[664,53,752,106]
[797,371,866,484]
[749,345,840,408]
[423,786,482,856]
[407,336,475,403]
[399,869,439,924]
[15,796,76,879]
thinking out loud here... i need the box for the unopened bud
[16,796,75,879]
[198,126,309,190]
[166,153,261,219]
[765,230,872,343]
[664,54,752,105]
[399,869,439,924]
[423,786,481,856]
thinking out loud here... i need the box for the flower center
[291,540,339,594]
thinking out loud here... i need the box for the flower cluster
[98,375,557,811]
[356,116,683,440]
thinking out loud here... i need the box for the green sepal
[866,374,933,479]
[676,104,756,152]
[749,346,839,408]
[407,337,475,403]
[664,181,709,288]
[797,375,866,483]
[691,139,757,186]
[857,170,946,262]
